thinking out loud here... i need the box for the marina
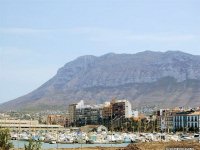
[10,130,200,149]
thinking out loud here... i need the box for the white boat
[49,140,56,144]
[180,135,193,141]
[169,134,180,141]
[19,133,29,141]
[38,136,45,141]
[11,133,18,140]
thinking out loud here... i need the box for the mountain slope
[1,51,200,111]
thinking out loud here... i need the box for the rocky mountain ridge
[1,51,200,111]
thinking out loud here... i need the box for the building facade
[68,103,77,126]
[75,101,102,126]
[156,109,174,132]
[173,110,200,132]
[47,115,66,126]
[112,99,132,119]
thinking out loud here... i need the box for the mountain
[1,51,200,111]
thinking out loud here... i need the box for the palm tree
[0,128,13,150]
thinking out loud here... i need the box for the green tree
[0,128,13,150]
[24,139,42,150]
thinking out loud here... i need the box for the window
[195,116,197,122]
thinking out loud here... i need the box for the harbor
[10,129,200,149]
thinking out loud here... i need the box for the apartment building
[173,110,200,132]
[68,103,77,126]
[112,99,132,119]
[156,109,175,132]
[102,102,112,119]
[75,101,102,126]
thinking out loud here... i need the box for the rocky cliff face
[1,51,200,111]
[40,51,200,89]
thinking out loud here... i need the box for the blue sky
[0,0,200,103]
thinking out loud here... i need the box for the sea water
[12,140,129,149]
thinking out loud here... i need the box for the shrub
[0,128,13,150]
[24,139,42,150]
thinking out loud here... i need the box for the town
[0,99,200,145]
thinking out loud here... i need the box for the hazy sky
[0,0,200,103]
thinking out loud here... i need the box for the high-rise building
[156,109,175,132]
[75,100,102,126]
[112,99,132,119]
[102,102,112,119]
[68,103,77,126]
